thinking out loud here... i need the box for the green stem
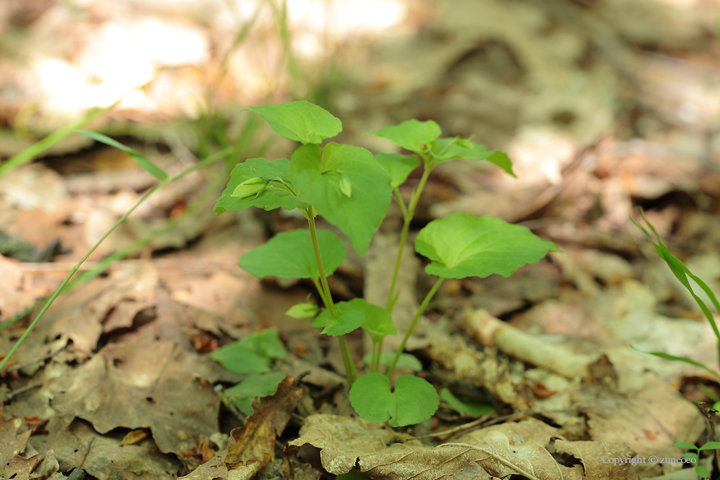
[0,147,233,372]
[306,214,357,385]
[386,277,444,378]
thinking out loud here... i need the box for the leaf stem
[386,277,444,378]
[306,213,357,384]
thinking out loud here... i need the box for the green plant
[675,441,720,478]
[631,210,720,378]
[215,101,558,426]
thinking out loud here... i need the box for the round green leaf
[290,143,392,255]
[375,153,421,188]
[431,138,515,177]
[349,373,439,427]
[224,371,288,415]
[249,101,342,144]
[239,229,346,279]
[349,373,394,424]
[311,302,365,336]
[674,442,698,450]
[215,158,308,214]
[345,298,396,343]
[415,213,559,279]
[365,120,441,154]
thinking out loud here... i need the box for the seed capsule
[232,177,268,198]
[286,303,319,319]
[338,174,352,199]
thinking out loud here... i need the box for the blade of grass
[0,147,233,371]
[0,104,115,177]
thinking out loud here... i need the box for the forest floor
[2,0,720,479]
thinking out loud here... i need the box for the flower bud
[338,174,352,199]
[232,177,268,199]
[286,303,319,319]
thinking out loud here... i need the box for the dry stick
[698,402,720,474]
[7,344,66,373]
[0,147,232,372]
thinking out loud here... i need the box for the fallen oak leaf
[180,375,304,480]
[225,375,303,471]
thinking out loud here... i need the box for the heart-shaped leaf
[239,229,346,279]
[290,143,392,255]
[415,213,559,279]
[215,158,308,214]
[249,101,342,144]
[375,153,421,188]
[343,298,396,343]
[440,388,494,417]
[431,138,515,177]
[311,302,365,336]
[366,120,442,154]
[349,373,439,427]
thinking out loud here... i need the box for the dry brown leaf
[49,340,220,455]
[225,375,303,475]
[122,429,151,446]
[289,414,628,480]
[28,419,182,480]
[1,404,31,472]
[182,375,304,480]
[40,261,158,356]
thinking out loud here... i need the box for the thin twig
[7,344,67,373]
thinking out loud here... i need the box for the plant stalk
[386,277,444,378]
[306,214,357,384]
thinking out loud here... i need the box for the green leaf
[366,120,442,154]
[343,298,396,343]
[209,329,286,375]
[286,303,319,319]
[224,372,287,415]
[349,373,439,427]
[632,346,720,378]
[76,130,168,180]
[431,138,515,177]
[440,388,494,417]
[290,143,392,255]
[675,442,698,450]
[362,352,422,372]
[239,229,346,279]
[215,158,309,214]
[312,302,365,336]
[375,153,421,188]
[683,452,699,460]
[415,213,559,279]
[699,442,720,451]
[696,465,709,478]
[249,101,342,144]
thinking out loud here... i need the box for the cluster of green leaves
[632,211,720,379]
[210,328,288,415]
[214,101,558,426]
[675,441,720,478]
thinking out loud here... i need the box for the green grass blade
[632,346,720,378]
[0,105,113,177]
[0,147,232,372]
[76,130,168,180]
